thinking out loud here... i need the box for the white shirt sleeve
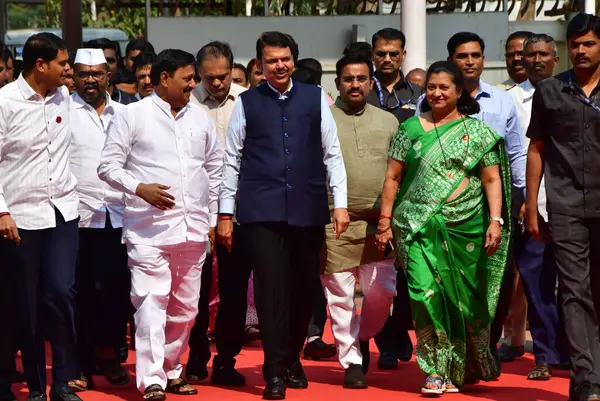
[203,116,224,226]
[414,93,425,116]
[219,97,246,214]
[320,90,347,209]
[97,107,141,196]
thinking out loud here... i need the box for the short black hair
[246,58,260,72]
[566,13,600,41]
[150,49,195,86]
[296,58,323,84]
[232,62,248,82]
[343,41,373,61]
[84,37,118,53]
[1,46,13,63]
[447,32,485,57]
[196,41,234,69]
[22,32,68,71]
[126,39,155,57]
[335,53,374,78]
[420,61,480,116]
[372,28,406,49]
[256,31,299,63]
[133,52,156,74]
[505,31,534,50]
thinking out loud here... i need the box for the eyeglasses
[76,71,108,81]
[504,51,523,59]
[341,76,370,84]
[374,50,401,59]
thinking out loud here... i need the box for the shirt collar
[151,91,189,118]
[16,73,59,101]
[72,91,114,112]
[334,97,367,116]
[521,79,535,95]
[475,80,493,99]
[194,83,237,105]
[267,79,293,96]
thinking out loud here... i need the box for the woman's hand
[485,221,502,256]
[376,219,394,254]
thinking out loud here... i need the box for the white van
[4,28,129,59]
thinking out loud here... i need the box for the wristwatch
[490,216,504,226]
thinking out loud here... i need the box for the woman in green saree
[376,61,512,396]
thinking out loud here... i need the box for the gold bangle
[377,225,391,233]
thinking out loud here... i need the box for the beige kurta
[323,99,399,274]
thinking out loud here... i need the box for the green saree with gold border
[389,116,511,386]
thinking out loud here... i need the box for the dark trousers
[307,277,328,340]
[213,225,253,367]
[550,214,600,387]
[188,247,214,367]
[0,244,18,395]
[516,232,568,364]
[374,270,413,355]
[0,209,79,393]
[75,216,130,373]
[490,186,524,348]
[237,222,324,379]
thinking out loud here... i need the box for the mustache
[84,84,99,90]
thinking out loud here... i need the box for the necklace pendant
[447,172,454,178]
[462,134,469,141]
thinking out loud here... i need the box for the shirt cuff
[123,176,142,196]
[0,198,8,214]
[219,198,235,214]
[210,213,218,227]
[333,193,347,209]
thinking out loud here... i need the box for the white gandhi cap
[74,48,107,66]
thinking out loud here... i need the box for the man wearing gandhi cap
[0,33,81,401]
[68,48,131,392]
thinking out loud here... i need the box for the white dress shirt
[220,80,347,214]
[70,92,126,229]
[190,83,247,150]
[508,79,547,221]
[0,74,79,229]
[98,92,223,246]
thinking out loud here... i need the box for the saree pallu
[389,116,512,386]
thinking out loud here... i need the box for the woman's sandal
[144,384,166,400]
[166,378,198,395]
[444,379,460,393]
[527,363,552,381]
[98,359,130,386]
[421,375,446,396]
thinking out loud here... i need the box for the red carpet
[11,332,570,401]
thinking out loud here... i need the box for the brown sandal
[144,384,166,400]
[527,363,552,381]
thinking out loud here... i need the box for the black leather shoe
[359,340,370,374]
[303,338,336,361]
[572,381,600,401]
[0,388,17,401]
[397,330,413,362]
[377,351,398,370]
[186,359,209,384]
[49,384,82,401]
[263,377,286,400]
[10,368,26,384]
[287,360,308,389]
[26,391,46,401]
[343,364,368,389]
[498,343,525,362]
[211,364,246,386]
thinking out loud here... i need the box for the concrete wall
[148,12,567,94]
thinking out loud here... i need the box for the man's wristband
[0,212,10,218]
[218,214,233,221]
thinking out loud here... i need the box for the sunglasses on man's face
[375,50,402,59]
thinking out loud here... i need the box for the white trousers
[127,240,207,392]
[321,259,397,369]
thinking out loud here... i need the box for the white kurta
[70,92,125,228]
[98,92,223,392]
